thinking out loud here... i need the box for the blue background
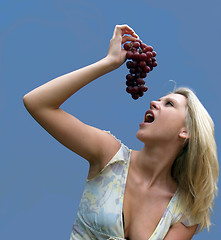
[1,0,220,239]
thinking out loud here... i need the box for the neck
[133,142,179,190]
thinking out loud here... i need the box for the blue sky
[1,0,220,239]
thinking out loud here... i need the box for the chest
[123,173,173,239]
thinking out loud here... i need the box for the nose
[150,100,160,110]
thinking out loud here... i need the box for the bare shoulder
[164,222,198,240]
[87,129,122,178]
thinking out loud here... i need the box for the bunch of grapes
[123,40,157,100]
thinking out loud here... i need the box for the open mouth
[144,110,155,123]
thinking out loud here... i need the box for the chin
[136,130,147,143]
[136,130,165,146]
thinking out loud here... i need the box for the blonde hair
[171,87,219,232]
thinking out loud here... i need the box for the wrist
[101,55,125,72]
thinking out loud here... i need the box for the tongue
[146,115,154,123]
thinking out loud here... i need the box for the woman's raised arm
[23,25,138,175]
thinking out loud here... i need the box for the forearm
[23,56,117,111]
[23,25,139,112]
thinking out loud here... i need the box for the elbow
[23,92,37,113]
[23,93,29,110]
[23,93,28,103]
[23,92,56,114]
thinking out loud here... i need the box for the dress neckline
[120,148,178,240]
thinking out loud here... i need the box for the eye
[166,101,174,106]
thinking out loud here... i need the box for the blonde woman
[23,25,219,240]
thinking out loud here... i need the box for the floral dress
[70,132,195,240]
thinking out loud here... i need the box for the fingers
[113,24,139,39]
[122,35,140,44]
[119,24,139,38]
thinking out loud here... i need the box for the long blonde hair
[171,87,219,232]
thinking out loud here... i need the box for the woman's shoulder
[87,130,132,180]
[101,130,132,168]
[171,190,198,227]
[102,130,133,153]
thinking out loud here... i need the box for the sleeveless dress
[70,131,195,240]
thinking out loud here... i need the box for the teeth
[146,113,153,118]
[145,112,154,123]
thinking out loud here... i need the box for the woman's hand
[106,24,139,70]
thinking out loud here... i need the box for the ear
[179,127,190,140]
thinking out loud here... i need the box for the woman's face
[136,93,188,145]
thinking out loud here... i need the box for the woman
[23,25,219,240]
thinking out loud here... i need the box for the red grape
[139,61,146,68]
[152,51,157,57]
[130,68,136,74]
[152,61,158,67]
[136,67,142,73]
[140,53,147,61]
[124,43,130,50]
[143,66,151,73]
[126,74,134,81]
[140,85,148,92]
[145,46,153,52]
[133,41,140,49]
[140,43,147,49]
[146,52,153,58]
[131,93,139,100]
[146,58,152,64]
[131,61,138,68]
[140,72,147,78]
[126,51,133,59]
[133,52,140,61]
[137,78,145,85]
[123,40,157,100]
[126,86,133,93]
[126,61,133,68]
[133,86,139,93]
[139,91,144,97]
[126,80,132,86]
[143,86,148,92]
